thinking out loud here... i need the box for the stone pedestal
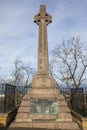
[32,74,55,88]
[10,74,80,130]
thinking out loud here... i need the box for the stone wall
[0,108,17,127]
[71,110,87,130]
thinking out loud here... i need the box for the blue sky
[0,0,87,78]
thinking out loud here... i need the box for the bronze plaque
[30,98,58,114]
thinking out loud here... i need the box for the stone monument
[10,5,80,130]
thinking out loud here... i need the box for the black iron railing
[0,83,30,113]
[0,84,5,112]
[4,84,15,112]
[70,88,85,116]
[0,84,16,112]
[58,87,87,117]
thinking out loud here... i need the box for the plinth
[10,74,80,129]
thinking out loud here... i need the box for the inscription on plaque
[30,99,58,114]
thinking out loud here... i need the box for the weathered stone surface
[30,114,57,120]
[18,107,29,113]
[32,75,56,88]
[34,5,51,75]
[58,122,80,130]
[10,122,32,127]
[58,113,72,120]
[58,106,70,113]
[58,100,68,106]
[20,100,30,107]
[29,93,58,98]
[32,122,58,129]
[23,94,30,100]
[15,113,28,120]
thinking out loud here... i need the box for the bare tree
[20,65,35,86]
[12,58,24,86]
[0,67,7,84]
[11,57,35,88]
[52,37,87,89]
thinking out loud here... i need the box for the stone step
[10,121,81,130]
[58,122,81,130]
